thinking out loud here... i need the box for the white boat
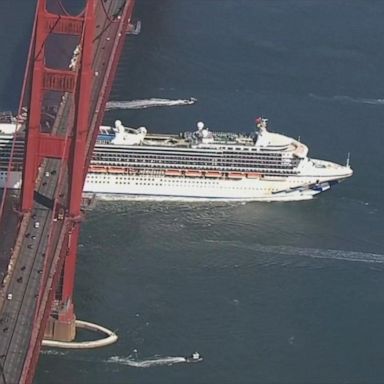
[185,352,203,363]
[0,115,353,201]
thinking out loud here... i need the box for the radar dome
[197,121,204,130]
[138,126,147,135]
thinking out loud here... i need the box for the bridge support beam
[44,309,76,342]
[20,0,96,343]
[46,223,81,342]
[4,0,137,381]
[20,1,84,213]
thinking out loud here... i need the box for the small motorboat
[185,352,203,363]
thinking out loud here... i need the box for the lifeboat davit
[205,171,222,178]
[165,169,183,176]
[185,170,203,177]
[108,166,126,174]
[246,172,262,179]
[227,172,244,179]
[89,165,107,173]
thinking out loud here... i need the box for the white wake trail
[309,93,384,106]
[332,95,384,105]
[106,355,187,368]
[229,242,384,264]
[40,349,68,356]
[106,97,197,110]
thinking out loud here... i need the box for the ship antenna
[346,152,351,167]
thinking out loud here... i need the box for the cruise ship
[0,113,352,201]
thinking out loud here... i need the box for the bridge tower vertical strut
[21,1,86,212]
[19,0,96,342]
[52,0,96,338]
[0,1,135,383]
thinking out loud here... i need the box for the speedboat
[185,352,203,363]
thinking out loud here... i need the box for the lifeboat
[108,166,126,174]
[185,170,203,177]
[205,171,222,178]
[89,165,107,173]
[165,169,183,176]
[227,172,244,179]
[246,172,262,179]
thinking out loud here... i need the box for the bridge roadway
[0,1,133,383]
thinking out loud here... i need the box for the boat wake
[40,348,200,368]
[106,355,187,368]
[271,245,384,264]
[210,241,384,265]
[40,349,68,356]
[105,97,197,110]
[309,93,384,106]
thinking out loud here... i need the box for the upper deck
[98,118,310,158]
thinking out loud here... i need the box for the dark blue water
[1,1,384,383]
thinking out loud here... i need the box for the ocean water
[1,0,384,383]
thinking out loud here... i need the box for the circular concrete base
[42,320,118,349]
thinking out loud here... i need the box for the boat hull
[0,171,346,202]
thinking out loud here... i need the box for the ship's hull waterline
[0,170,347,202]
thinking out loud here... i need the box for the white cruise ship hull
[0,170,347,202]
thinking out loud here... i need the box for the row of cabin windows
[92,152,294,160]
[94,158,294,166]
[90,163,298,173]
[91,168,297,175]
[92,153,285,162]
[86,177,281,191]
[86,178,302,192]
[95,147,286,156]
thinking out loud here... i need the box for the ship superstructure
[0,115,352,201]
